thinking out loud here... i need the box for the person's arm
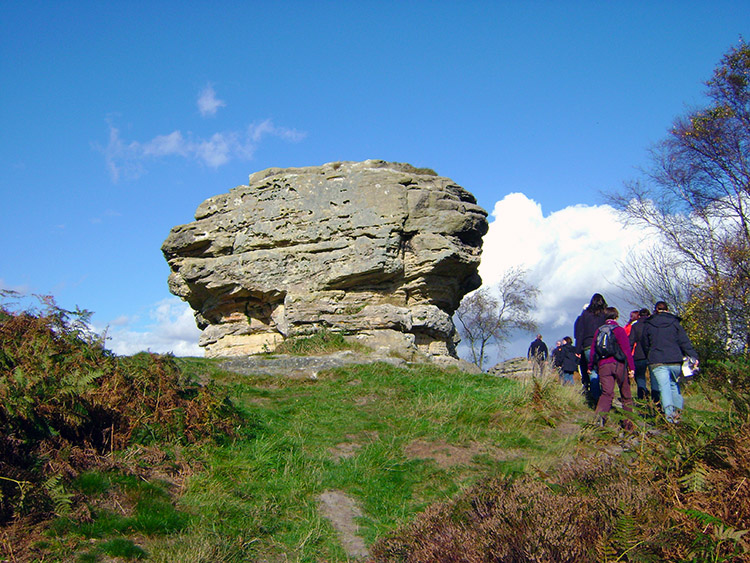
[629,322,641,356]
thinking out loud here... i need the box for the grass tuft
[274,329,370,356]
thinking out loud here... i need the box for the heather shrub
[371,456,649,562]
[371,361,750,562]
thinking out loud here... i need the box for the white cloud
[471,192,649,363]
[197,84,226,117]
[196,132,234,167]
[99,119,307,181]
[102,297,202,356]
[96,121,145,182]
[142,131,189,157]
[248,119,307,144]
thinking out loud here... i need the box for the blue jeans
[561,371,574,385]
[584,348,600,402]
[650,364,683,422]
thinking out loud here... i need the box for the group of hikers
[527,293,699,425]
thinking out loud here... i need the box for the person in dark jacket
[574,293,607,403]
[528,334,548,361]
[559,336,578,385]
[629,307,659,401]
[641,301,699,423]
[527,334,548,376]
[589,307,635,427]
[551,340,564,379]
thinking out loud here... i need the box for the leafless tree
[456,267,539,370]
[610,40,750,356]
[616,245,696,315]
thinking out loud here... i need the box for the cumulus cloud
[471,193,649,362]
[98,118,307,182]
[197,84,226,117]
[102,297,202,356]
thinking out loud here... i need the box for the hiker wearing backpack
[588,307,635,426]
[641,301,698,424]
[574,293,608,404]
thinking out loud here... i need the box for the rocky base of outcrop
[487,357,547,378]
[219,351,481,378]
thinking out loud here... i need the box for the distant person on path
[574,293,608,404]
[527,334,548,361]
[527,334,548,376]
[641,301,699,423]
[559,336,578,385]
[629,307,659,401]
[589,307,635,427]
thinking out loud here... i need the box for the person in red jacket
[589,307,635,427]
[623,310,639,337]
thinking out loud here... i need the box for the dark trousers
[596,361,633,414]
[579,350,590,388]
[633,359,649,400]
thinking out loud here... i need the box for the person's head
[556,340,561,347]
[639,307,650,318]
[588,293,608,314]
[604,306,619,321]
[629,310,639,322]
[654,301,669,313]
[536,334,543,340]
[563,336,573,345]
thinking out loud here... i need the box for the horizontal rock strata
[162,160,488,364]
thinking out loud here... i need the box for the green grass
[135,361,591,561]
[272,329,370,356]
[16,356,741,561]
[40,469,191,560]
[4,296,744,562]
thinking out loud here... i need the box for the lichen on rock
[162,160,488,365]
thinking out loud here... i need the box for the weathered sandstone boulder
[162,160,488,364]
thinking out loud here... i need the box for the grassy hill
[1,300,748,562]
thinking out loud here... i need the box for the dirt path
[318,490,369,560]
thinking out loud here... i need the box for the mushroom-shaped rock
[162,160,488,364]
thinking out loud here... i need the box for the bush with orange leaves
[0,293,241,525]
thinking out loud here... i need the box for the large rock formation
[162,160,488,364]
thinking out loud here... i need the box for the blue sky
[1,1,747,362]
